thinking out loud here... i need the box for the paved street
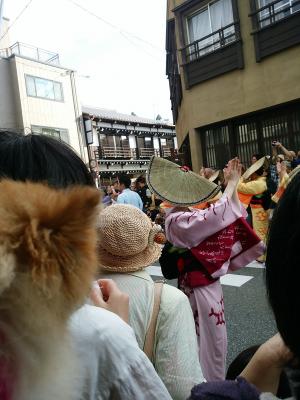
[147,261,277,369]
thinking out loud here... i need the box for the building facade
[166,0,300,170]
[0,39,86,160]
[82,106,177,181]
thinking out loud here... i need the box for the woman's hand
[223,158,242,200]
[90,279,129,324]
[223,158,242,184]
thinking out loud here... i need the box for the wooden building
[82,106,177,180]
[166,0,300,169]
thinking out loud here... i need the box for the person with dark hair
[187,167,300,400]
[0,131,94,187]
[266,168,300,373]
[0,131,172,400]
[136,175,152,212]
[251,154,262,165]
[117,174,143,210]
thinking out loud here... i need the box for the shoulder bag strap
[143,281,164,363]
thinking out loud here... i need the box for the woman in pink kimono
[148,157,264,382]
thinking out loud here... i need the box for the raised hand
[223,158,242,185]
[90,279,129,323]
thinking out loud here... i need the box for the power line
[0,0,34,42]
[120,31,161,62]
[66,0,164,53]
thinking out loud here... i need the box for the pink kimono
[165,195,264,381]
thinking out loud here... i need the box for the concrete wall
[12,55,83,156]
[0,57,20,129]
[168,0,300,168]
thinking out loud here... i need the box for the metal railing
[0,42,60,65]
[162,147,172,157]
[101,147,136,158]
[250,0,300,29]
[99,146,172,159]
[139,148,160,158]
[181,22,240,64]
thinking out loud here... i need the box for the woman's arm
[240,334,293,394]
[275,142,294,161]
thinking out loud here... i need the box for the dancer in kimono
[237,157,269,262]
[147,157,264,382]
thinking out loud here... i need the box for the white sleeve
[154,286,205,399]
[69,305,172,400]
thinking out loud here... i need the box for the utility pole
[0,0,4,38]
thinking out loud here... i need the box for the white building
[0,17,86,160]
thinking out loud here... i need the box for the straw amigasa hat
[98,204,162,272]
[208,170,220,183]
[146,157,220,206]
[242,156,267,180]
[271,165,300,204]
[288,164,300,182]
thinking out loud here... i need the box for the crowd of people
[1,130,300,400]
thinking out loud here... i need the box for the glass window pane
[42,127,60,139]
[188,8,210,43]
[31,125,42,134]
[210,0,234,32]
[35,78,55,99]
[26,75,36,96]
[53,81,63,101]
[59,129,70,144]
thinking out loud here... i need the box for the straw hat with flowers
[98,204,163,272]
[146,157,220,206]
[242,157,267,181]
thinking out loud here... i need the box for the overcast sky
[2,0,172,121]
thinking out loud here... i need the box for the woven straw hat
[242,157,266,180]
[98,204,162,272]
[147,157,220,206]
[288,165,300,182]
[208,170,220,182]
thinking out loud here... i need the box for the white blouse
[69,304,172,400]
[102,270,205,400]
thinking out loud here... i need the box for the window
[31,125,69,144]
[257,0,300,28]
[187,0,235,59]
[201,102,300,168]
[26,75,64,101]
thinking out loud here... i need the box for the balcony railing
[181,22,240,64]
[139,148,160,158]
[101,147,136,158]
[251,0,300,29]
[98,146,172,159]
[0,42,60,65]
[162,147,171,157]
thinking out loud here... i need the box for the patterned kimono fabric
[165,198,264,382]
[178,271,226,382]
[238,177,268,262]
[250,195,269,262]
